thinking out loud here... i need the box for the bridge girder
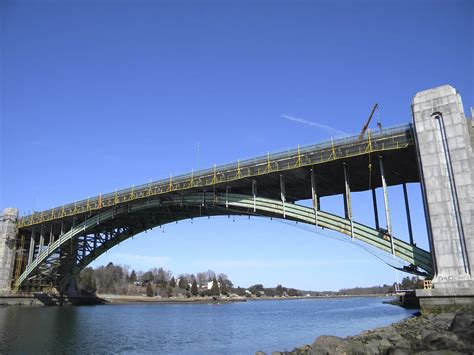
[17,125,419,230]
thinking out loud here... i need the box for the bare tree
[196,272,207,287]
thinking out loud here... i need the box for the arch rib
[15,193,432,290]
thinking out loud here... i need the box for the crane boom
[358,103,378,140]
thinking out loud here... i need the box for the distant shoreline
[98,294,246,304]
[98,293,394,305]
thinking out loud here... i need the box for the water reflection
[0,298,415,354]
[0,306,80,353]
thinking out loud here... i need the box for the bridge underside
[15,193,432,293]
[205,145,420,201]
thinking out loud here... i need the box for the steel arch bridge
[13,124,433,292]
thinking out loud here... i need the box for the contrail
[281,114,348,136]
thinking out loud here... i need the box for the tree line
[78,263,422,298]
[300,276,424,297]
[78,263,233,298]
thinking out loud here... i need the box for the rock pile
[258,312,474,355]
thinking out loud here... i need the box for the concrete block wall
[0,208,18,293]
[412,85,474,289]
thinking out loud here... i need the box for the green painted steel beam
[16,193,432,290]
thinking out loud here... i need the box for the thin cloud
[25,139,48,147]
[281,114,348,136]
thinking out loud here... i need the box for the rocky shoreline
[260,312,474,355]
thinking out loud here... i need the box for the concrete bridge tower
[413,85,474,310]
[0,208,19,293]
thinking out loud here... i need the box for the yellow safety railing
[18,124,414,228]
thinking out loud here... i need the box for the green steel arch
[16,193,432,292]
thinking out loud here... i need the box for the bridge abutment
[412,85,474,311]
[0,208,19,294]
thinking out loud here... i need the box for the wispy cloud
[281,114,348,136]
[25,139,48,147]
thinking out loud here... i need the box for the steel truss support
[343,163,354,240]
[402,183,414,245]
[280,175,286,218]
[379,156,394,254]
[310,167,318,226]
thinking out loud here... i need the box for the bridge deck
[18,124,419,229]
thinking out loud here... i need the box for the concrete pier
[0,208,19,293]
[412,85,474,311]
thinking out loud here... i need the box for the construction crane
[358,103,378,140]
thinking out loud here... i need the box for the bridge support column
[343,163,354,240]
[402,183,414,245]
[39,226,44,254]
[28,230,35,265]
[379,156,394,255]
[49,224,54,251]
[378,156,393,236]
[58,238,79,294]
[412,85,474,312]
[280,175,286,218]
[371,188,380,230]
[0,208,18,293]
[252,180,257,212]
[310,168,318,226]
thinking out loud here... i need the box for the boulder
[422,330,464,351]
[310,336,352,355]
[289,344,311,355]
[448,312,474,349]
[379,339,392,349]
[387,348,411,355]
[416,351,463,355]
[346,340,368,354]
[387,333,403,343]
[449,313,474,333]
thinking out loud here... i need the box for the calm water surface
[0,297,415,354]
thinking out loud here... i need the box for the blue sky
[1,0,473,290]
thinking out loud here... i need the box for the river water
[0,297,414,354]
